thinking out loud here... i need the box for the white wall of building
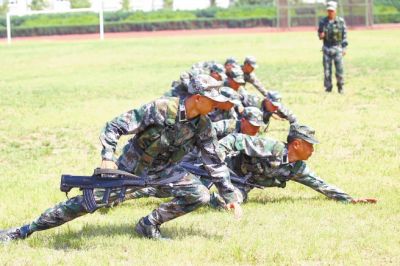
[131,0,163,12]
[90,0,121,11]
[173,0,210,11]
[51,0,71,11]
[216,0,230,8]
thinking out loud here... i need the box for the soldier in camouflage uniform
[0,74,242,243]
[259,91,297,128]
[208,87,243,122]
[224,66,257,108]
[213,106,264,139]
[224,57,238,75]
[125,107,265,200]
[209,124,377,207]
[241,56,269,97]
[224,66,296,128]
[318,1,348,93]
[170,62,227,98]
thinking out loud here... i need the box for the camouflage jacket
[218,133,353,202]
[208,108,239,123]
[318,16,348,49]
[261,101,297,126]
[244,72,268,97]
[213,119,240,140]
[99,97,236,203]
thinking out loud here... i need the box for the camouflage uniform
[224,66,257,108]
[260,91,297,127]
[208,87,242,122]
[210,126,353,206]
[318,2,348,93]
[242,56,269,97]
[130,107,264,200]
[169,62,226,98]
[1,75,238,241]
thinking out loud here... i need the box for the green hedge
[0,3,398,38]
[0,6,276,28]
[0,18,275,37]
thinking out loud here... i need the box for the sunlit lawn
[0,29,399,265]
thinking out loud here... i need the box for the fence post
[6,12,11,44]
[276,0,280,28]
[99,0,104,40]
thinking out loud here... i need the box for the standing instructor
[318,1,348,94]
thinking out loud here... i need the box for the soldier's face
[264,99,279,112]
[196,96,218,115]
[243,63,254,74]
[327,10,336,20]
[227,78,241,91]
[240,118,260,136]
[225,63,234,73]
[210,71,222,81]
[296,140,314,160]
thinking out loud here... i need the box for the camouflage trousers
[129,178,247,210]
[25,164,210,235]
[322,46,344,91]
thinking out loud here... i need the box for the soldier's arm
[99,101,161,161]
[292,164,353,202]
[248,73,269,97]
[318,19,325,39]
[212,119,238,139]
[276,104,297,124]
[341,19,348,49]
[197,119,237,204]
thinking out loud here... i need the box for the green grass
[0,30,399,265]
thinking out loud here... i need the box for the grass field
[0,29,399,265]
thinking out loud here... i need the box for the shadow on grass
[34,222,223,250]
[247,195,322,205]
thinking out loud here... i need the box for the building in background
[131,0,163,11]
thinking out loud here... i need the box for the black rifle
[180,162,263,189]
[60,168,171,213]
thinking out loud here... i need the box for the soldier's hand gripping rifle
[179,162,263,189]
[60,168,166,213]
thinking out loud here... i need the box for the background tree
[70,0,91,9]
[0,0,8,15]
[121,0,130,11]
[29,0,48,10]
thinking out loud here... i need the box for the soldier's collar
[282,146,290,165]
[178,99,187,122]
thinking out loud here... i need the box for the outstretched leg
[0,188,125,243]
[135,165,210,239]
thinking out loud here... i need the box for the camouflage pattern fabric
[127,119,241,200]
[26,164,210,234]
[208,108,238,122]
[322,46,345,91]
[244,72,269,97]
[100,97,235,202]
[262,102,297,126]
[17,96,238,237]
[318,16,348,91]
[209,133,353,206]
[213,119,241,140]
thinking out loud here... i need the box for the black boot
[0,225,31,244]
[338,86,344,94]
[325,87,332,92]
[135,217,169,240]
